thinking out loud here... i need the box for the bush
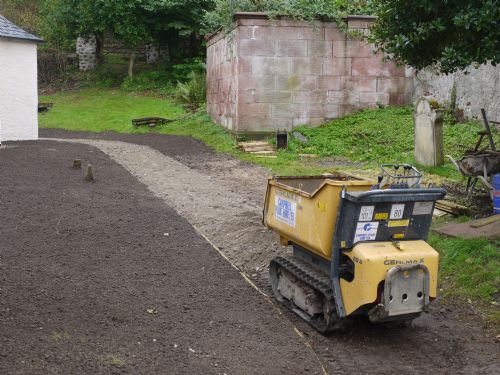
[203,0,375,33]
[121,70,170,91]
[78,64,124,89]
[174,71,206,108]
[38,49,76,85]
[169,58,206,82]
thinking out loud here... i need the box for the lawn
[40,89,332,176]
[289,107,499,180]
[40,89,499,182]
[39,88,499,324]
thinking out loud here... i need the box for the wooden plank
[132,117,172,127]
[251,150,276,155]
[480,108,497,151]
[470,215,500,228]
[238,141,270,147]
[238,141,275,154]
[299,154,319,158]
[241,145,274,151]
[435,200,468,216]
[433,208,448,217]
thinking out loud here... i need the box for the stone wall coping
[205,28,223,44]
[206,12,376,41]
[232,12,376,21]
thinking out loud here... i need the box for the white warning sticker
[390,204,405,219]
[358,206,375,222]
[275,196,297,227]
[354,222,379,243]
[413,201,434,215]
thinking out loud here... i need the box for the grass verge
[39,89,499,324]
[429,232,499,325]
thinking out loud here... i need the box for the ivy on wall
[203,0,375,33]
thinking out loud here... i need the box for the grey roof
[0,14,43,43]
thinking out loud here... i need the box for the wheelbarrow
[447,108,499,198]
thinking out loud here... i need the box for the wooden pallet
[238,141,276,156]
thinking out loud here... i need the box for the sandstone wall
[206,13,413,134]
[206,29,239,131]
[412,63,500,122]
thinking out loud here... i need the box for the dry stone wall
[206,13,413,134]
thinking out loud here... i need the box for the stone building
[206,13,413,134]
[0,14,43,142]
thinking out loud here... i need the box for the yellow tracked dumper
[263,165,446,332]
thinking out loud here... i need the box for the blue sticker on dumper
[275,196,296,227]
[354,222,379,243]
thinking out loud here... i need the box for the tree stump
[72,159,82,169]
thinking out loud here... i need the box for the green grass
[39,89,499,324]
[290,106,499,180]
[40,89,184,133]
[429,231,499,324]
[39,89,343,176]
[40,89,500,181]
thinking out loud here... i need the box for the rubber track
[270,256,344,333]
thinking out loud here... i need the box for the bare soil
[0,140,322,374]
[23,129,500,374]
[441,182,493,218]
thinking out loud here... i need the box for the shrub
[169,58,206,82]
[174,71,206,108]
[38,49,76,85]
[121,70,167,91]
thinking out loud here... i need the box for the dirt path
[40,130,499,374]
[0,140,323,374]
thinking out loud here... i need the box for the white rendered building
[0,15,43,142]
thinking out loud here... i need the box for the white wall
[0,38,39,141]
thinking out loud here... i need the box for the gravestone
[414,98,444,166]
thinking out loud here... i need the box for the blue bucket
[493,174,500,214]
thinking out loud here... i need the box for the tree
[42,0,152,75]
[0,0,42,34]
[42,0,213,75]
[370,0,500,73]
